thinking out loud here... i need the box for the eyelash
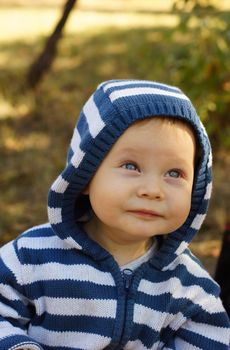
[121,162,140,172]
[121,163,183,178]
[166,169,183,178]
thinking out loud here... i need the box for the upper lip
[129,209,162,217]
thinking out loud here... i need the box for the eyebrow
[119,146,138,152]
[117,146,147,154]
[115,145,194,167]
[113,147,147,159]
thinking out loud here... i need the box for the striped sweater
[0,80,229,349]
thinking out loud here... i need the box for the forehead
[112,117,196,153]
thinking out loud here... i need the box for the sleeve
[0,240,43,350]
[164,292,230,349]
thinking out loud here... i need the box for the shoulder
[164,248,221,296]
[1,223,73,266]
[16,222,59,248]
[19,222,56,238]
[11,223,59,254]
[0,223,56,285]
[153,249,228,319]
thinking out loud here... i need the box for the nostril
[137,189,163,200]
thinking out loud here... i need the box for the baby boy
[0,79,229,349]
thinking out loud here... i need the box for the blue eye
[167,169,182,178]
[122,163,139,171]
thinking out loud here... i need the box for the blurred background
[0,0,230,276]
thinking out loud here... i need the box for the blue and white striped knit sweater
[0,80,229,349]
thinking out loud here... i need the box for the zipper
[114,268,133,349]
[122,268,133,290]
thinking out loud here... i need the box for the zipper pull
[122,268,133,290]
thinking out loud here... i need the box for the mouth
[128,209,163,218]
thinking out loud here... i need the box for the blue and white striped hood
[48,79,212,270]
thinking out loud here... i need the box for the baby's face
[84,117,196,246]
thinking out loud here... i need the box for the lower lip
[129,211,161,218]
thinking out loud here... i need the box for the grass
[0,0,230,275]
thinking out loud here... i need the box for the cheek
[174,193,192,223]
[168,187,191,220]
[89,172,126,205]
[89,182,117,217]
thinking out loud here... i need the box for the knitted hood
[48,79,212,270]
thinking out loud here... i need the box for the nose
[136,175,164,200]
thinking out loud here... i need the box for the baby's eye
[166,169,182,178]
[121,162,140,172]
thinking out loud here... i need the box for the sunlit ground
[0,0,230,276]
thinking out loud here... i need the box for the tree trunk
[27,0,77,88]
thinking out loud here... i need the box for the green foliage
[171,0,230,148]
